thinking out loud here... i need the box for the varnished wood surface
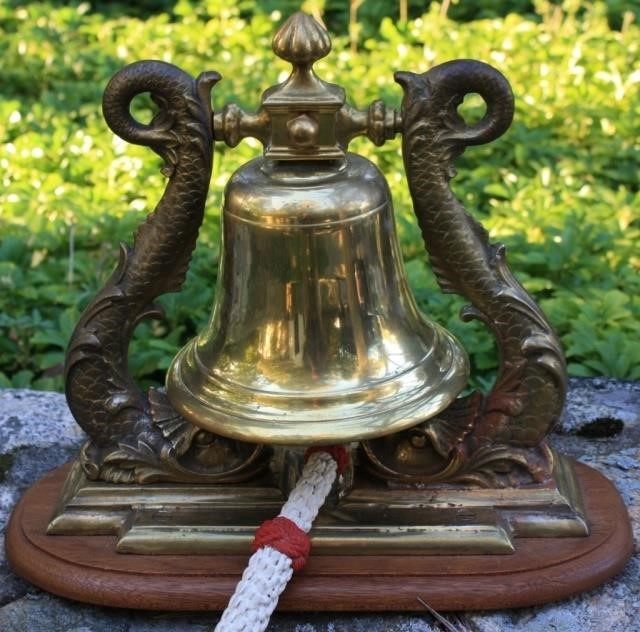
[5,461,634,611]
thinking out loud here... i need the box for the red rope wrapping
[304,444,350,476]
[251,446,349,572]
[252,516,311,571]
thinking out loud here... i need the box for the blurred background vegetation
[0,0,638,392]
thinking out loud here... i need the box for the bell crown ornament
[165,12,470,445]
[211,12,400,159]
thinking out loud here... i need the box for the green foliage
[0,1,638,392]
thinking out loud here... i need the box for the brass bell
[165,14,469,446]
[166,150,468,447]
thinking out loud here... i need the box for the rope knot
[252,516,310,571]
[304,444,350,476]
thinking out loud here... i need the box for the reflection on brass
[167,12,469,445]
[59,10,578,554]
[167,154,469,444]
[49,451,586,555]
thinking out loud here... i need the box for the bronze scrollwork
[64,61,267,484]
[362,60,567,487]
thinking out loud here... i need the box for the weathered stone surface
[0,595,438,632]
[559,377,640,435]
[0,389,82,452]
[0,380,637,632]
[0,389,83,610]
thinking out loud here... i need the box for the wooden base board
[6,461,633,612]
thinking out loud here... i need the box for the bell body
[167,155,469,445]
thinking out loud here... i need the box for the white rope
[214,451,338,632]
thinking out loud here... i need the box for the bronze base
[6,460,633,611]
[47,451,587,555]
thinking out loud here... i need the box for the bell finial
[272,12,331,67]
[260,12,344,160]
[212,12,400,157]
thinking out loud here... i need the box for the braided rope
[214,448,345,632]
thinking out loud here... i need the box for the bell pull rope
[214,446,349,632]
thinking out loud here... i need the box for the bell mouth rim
[165,327,469,446]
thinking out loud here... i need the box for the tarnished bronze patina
[49,448,587,555]
[58,12,576,552]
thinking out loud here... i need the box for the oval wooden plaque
[6,461,633,611]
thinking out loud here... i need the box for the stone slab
[0,379,638,631]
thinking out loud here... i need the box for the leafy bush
[0,0,638,392]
